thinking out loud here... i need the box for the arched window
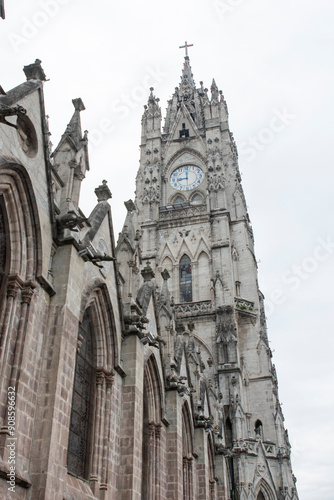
[67,308,95,478]
[255,419,263,439]
[179,255,192,303]
[257,492,266,500]
[191,193,203,205]
[225,417,233,448]
[173,195,185,205]
[142,356,163,499]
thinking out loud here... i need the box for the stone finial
[161,269,170,281]
[141,261,155,282]
[23,59,47,81]
[72,98,85,112]
[187,321,195,333]
[94,180,112,202]
[175,322,185,335]
[124,199,136,212]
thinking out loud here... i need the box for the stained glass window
[180,255,192,303]
[67,309,94,478]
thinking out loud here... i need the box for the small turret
[141,87,161,141]
[51,98,89,212]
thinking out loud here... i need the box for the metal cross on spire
[179,41,193,57]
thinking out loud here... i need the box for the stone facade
[0,58,298,499]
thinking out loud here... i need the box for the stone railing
[174,300,212,316]
[234,297,255,312]
[159,204,207,220]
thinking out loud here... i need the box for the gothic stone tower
[116,52,298,499]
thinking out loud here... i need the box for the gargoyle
[56,211,88,231]
[0,105,26,129]
[88,253,115,268]
[124,313,149,332]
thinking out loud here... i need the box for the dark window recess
[225,417,233,448]
[67,310,94,479]
[179,123,189,138]
[179,255,192,303]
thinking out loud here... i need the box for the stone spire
[180,55,196,90]
[51,98,90,211]
[210,78,219,102]
[65,98,87,151]
[141,87,161,137]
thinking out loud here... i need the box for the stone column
[165,390,183,500]
[155,423,162,500]
[100,373,114,491]
[119,335,144,500]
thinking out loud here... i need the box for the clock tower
[116,49,298,499]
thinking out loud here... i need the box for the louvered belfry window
[67,309,94,478]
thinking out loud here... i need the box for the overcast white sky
[1,0,334,498]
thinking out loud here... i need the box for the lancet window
[180,254,192,303]
[141,355,163,500]
[67,308,95,479]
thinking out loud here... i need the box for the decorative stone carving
[57,211,88,232]
[0,104,26,129]
[235,298,254,312]
[174,300,211,316]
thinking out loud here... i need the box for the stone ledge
[0,459,31,488]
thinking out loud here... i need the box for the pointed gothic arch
[142,353,164,500]
[254,479,276,500]
[161,255,173,274]
[79,279,119,370]
[179,254,192,303]
[0,163,42,282]
[67,283,116,487]
[172,193,186,205]
[0,163,42,433]
[190,190,204,205]
[164,147,206,177]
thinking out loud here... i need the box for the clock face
[170,166,204,191]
